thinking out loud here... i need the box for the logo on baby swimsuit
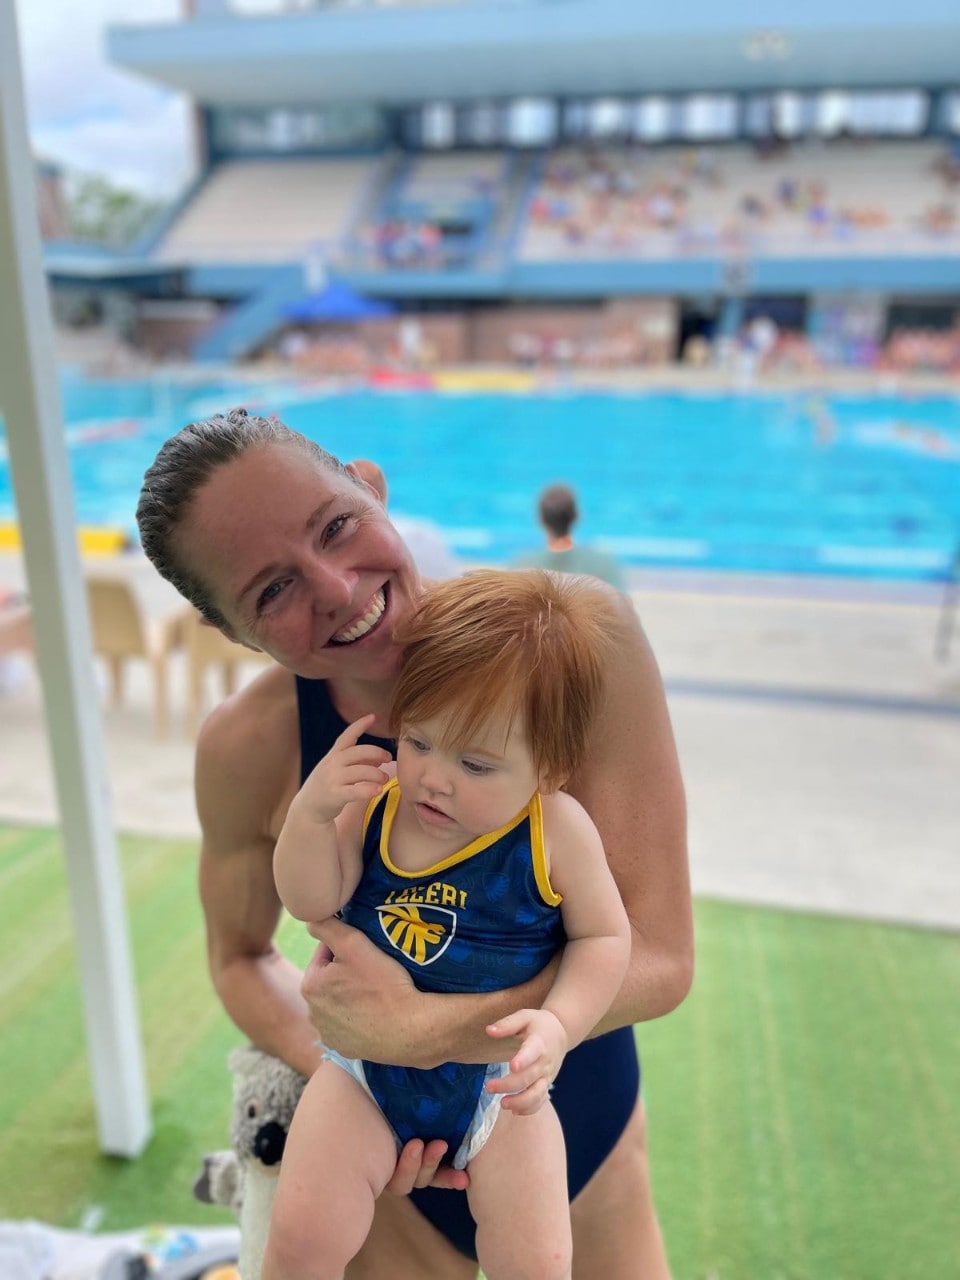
[376,904,456,966]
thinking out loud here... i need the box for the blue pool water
[2,374,959,579]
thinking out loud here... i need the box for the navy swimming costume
[331,778,564,1163]
[296,676,641,1262]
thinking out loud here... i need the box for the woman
[136,409,693,1279]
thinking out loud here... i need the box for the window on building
[457,102,502,147]
[772,92,813,138]
[506,98,557,147]
[632,96,673,142]
[942,92,960,134]
[587,98,630,139]
[422,102,456,149]
[743,95,773,137]
[847,91,928,135]
[680,94,739,139]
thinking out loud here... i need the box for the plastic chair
[86,575,177,738]
[179,607,272,736]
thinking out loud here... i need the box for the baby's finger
[500,1078,550,1116]
[484,1058,544,1096]
[485,1010,531,1040]
[340,762,394,787]
[333,713,378,752]
[339,744,395,770]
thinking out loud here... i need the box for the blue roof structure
[282,281,396,323]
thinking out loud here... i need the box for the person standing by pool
[136,409,692,1279]
[512,482,627,590]
[265,569,631,1280]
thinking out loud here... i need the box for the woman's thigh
[569,1095,670,1280]
[347,1194,479,1280]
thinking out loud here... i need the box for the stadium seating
[517,140,957,261]
[158,157,378,262]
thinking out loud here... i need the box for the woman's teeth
[330,589,386,645]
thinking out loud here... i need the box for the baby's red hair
[391,569,618,791]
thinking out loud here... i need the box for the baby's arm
[273,714,393,922]
[486,791,631,1113]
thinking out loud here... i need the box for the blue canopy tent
[283,280,397,323]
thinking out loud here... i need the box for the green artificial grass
[1,823,957,1279]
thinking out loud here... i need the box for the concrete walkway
[1,551,958,931]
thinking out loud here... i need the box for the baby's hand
[484,1008,568,1116]
[300,713,393,823]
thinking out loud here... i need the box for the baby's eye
[405,735,429,753]
[462,760,492,776]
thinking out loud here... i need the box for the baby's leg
[262,1060,398,1280]
[466,1101,571,1280]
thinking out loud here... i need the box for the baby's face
[395,709,540,849]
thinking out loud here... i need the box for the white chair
[179,608,273,736]
[85,575,179,738]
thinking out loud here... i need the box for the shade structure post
[0,0,151,1156]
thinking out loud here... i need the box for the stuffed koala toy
[194,1045,307,1280]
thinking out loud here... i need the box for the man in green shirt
[512,483,626,590]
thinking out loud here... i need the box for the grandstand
[157,157,377,263]
[77,1,960,367]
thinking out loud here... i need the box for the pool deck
[1,548,958,933]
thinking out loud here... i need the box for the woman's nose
[306,561,356,613]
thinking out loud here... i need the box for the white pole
[0,0,150,1155]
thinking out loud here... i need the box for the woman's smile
[328,587,387,646]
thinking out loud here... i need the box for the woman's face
[175,443,421,682]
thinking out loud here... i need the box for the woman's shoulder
[195,664,301,819]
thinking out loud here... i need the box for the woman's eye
[256,580,286,612]
[325,514,349,542]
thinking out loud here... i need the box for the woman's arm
[568,588,694,1028]
[539,790,632,1045]
[195,670,326,1080]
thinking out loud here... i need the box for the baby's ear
[537,772,567,797]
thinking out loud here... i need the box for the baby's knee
[480,1229,572,1280]
[488,1250,572,1280]
[262,1197,335,1280]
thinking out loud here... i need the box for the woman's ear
[347,459,388,503]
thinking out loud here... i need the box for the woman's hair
[135,408,347,628]
[391,569,617,791]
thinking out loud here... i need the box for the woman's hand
[303,916,427,1063]
[304,919,558,1068]
[384,1139,470,1195]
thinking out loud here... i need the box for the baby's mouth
[416,800,453,824]
[329,588,386,645]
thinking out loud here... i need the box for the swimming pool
[1,374,959,580]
